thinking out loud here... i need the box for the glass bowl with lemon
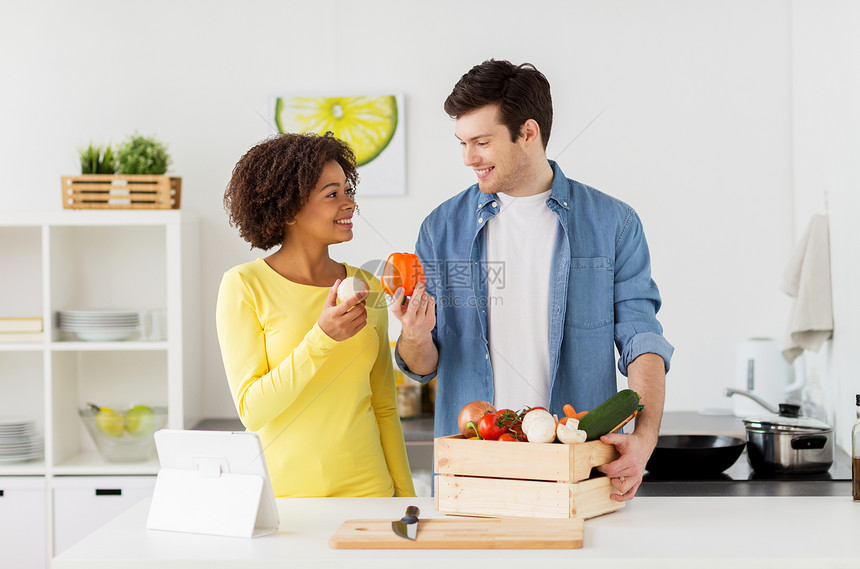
[79,403,167,462]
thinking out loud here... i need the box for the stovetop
[638,411,852,496]
[643,447,851,483]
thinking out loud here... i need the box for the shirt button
[563,201,568,206]
[485,354,489,360]
[491,201,497,208]
[478,217,483,223]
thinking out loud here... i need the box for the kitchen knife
[391,505,420,540]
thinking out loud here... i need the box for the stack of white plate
[0,418,43,463]
[57,309,140,341]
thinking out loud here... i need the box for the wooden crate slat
[434,435,618,483]
[434,474,624,520]
[436,475,571,518]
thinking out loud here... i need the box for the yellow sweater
[215,258,415,497]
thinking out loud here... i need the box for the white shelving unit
[0,210,200,566]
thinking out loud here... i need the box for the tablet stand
[146,435,279,538]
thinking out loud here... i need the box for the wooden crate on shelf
[60,175,181,210]
[434,435,625,519]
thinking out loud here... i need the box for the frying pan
[645,434,746,478]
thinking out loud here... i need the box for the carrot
[609,410,637,434]
[563,404,576,418]
[572,410,589,420]
[559,416,569,425]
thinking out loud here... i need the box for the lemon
[124,405,157,437]
[94,407,124,438]
[275,95,398,166]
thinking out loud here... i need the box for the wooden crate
[434,435,625,519]
[60,175,181,210]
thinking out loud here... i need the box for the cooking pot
[743,403,833,474]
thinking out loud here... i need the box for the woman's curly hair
[224,132,359,250]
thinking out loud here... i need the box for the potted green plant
[116,133,171,175]
[62,133,181,210]
[79,143,117,174]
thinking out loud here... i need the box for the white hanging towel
[780,214,833,363]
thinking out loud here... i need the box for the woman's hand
[318,279,368,341]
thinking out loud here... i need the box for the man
[390,59,673,500]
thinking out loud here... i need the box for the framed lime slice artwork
[273,93,406,196]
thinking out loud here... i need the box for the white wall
[2,1,852,439]
[791,0,860,452]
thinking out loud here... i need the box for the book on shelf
[0,332,45,343]
[0,317,43,333]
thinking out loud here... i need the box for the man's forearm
[398,334,439,377]
[626,352,666,445]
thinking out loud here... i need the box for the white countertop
[53,495,859,568]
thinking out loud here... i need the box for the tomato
[478,408,528,441]
[508,424,526,441]
[477,412,507,440]
[381,252,425,296]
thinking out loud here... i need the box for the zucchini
[578,389,641,441]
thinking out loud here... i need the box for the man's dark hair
[443,59,553,149]
[224,132,358,251]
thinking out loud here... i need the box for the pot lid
[743,403,832,432]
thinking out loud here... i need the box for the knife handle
[402,505,420,523]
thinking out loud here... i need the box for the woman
[216,132,415,497]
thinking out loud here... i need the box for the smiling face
[288,160,356,245]
[455,104,533,196]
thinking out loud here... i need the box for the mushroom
[521,409,557,443]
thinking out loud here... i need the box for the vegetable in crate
[456,402,526,440]
[578,389,642,441]
[477,408,523,440]
[477,412,507,440]
[556,417,587,444]
[520,408,557,443]
[457,400,495,438]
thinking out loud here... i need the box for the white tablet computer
[146,429,279,538]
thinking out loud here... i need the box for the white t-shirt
[486,189,557,410]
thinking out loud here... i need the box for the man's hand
[318,279,368,341]
[596,429,657,501]
[596,352,666,502]
[390,282,436,339]
[390,282,438,375]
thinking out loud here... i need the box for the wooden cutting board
[329,517,584,549]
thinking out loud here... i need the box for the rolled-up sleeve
[613,209,674,375]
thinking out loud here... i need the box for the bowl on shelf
[78,404,167,462]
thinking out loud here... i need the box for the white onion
[337,277,369,303]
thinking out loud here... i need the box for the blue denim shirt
[396,161,673,439]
